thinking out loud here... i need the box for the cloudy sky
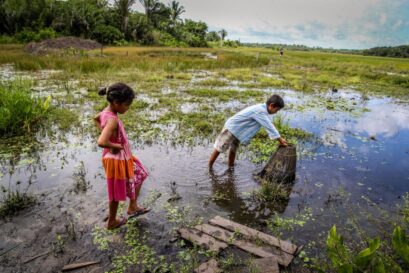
[133,0,409,49]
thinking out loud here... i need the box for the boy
[209,94,288,168]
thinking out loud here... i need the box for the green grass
[0,80,51,137]
[48,108,80,131]
[1,45,408,97]
[184,88,264,102]
[0,184,36,218]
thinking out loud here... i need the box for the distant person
[95,83,149,229]
[209,95,288,168]
[279,47,284,56]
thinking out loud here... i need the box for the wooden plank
[178,228,228,253]
[236,258,280,273]
[250,258,280,273]
[195,224,293,267]
[194,259,221,273]
[209,215,297,254]
[62,261,99,272]
[22,250,51,264]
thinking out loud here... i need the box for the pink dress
[99,109,148,201]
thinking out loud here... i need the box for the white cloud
[379,13,387,25]
[131,0,409,49]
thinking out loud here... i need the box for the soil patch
[25,37,101,55]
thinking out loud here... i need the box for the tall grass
[1,45,408,96]
[0,81,50,137]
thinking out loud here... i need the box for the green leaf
[392,226,409,265]
[354,238,380,269]
[326,225,351,269]
[42,95,51,113]
[339,264,353,273]
[371,256,386,273]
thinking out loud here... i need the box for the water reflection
[208,167,293,225]
[355,104,409,137]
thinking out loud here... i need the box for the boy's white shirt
[224,103,280,144]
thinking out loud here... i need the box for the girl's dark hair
[98,83,135,104]
[266,94,284,108]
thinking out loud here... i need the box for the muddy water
[1,66,409,272]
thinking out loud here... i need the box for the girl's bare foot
[107,217,127,230]
[127,206,150,215]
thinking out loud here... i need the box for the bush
[15,28,57,43]
[15,29,37,43]
[35,28,57,41]
[314,225,409,273]
[91,25,124,45]
[0,81,51,137]
[0,35,16,44]
[113,39,129,46]
[157,31,187,47]
[223,40,241,48]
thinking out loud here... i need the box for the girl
[95,83,149,230]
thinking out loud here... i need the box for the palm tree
[138,0,161,23]
[219,29,227,46]
[115,0,136,34]
[168,0,185,24]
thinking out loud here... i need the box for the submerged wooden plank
[209,215,297,254]
[194,259,221,273]
[195,224,293,267]
[178,228,228,253]
[62,261,99,271]
[236,258,279,273]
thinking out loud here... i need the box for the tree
[180,19,208,47]
[62,0,105,38]
[168,0,184,24]
[219,29,227,45]
[91,25,124,44]
[114,0,136,35]
[138,0,161,24]
[206,31,220,42]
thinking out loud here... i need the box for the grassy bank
[1,44,408,98]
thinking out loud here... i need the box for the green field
[0,44,408,144]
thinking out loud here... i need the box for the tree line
[363,45,409,58]
[0,0,230,47]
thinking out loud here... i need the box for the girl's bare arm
[94,113,102,130]
[97,118,123,153]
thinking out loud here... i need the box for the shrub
[0,81,51,137]
[15,29,37,43]
[35,28,57,41]
[15,28,57,43]
[0,35,16,44]
[314,225,409,273]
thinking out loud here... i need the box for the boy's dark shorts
[214,129,240,153]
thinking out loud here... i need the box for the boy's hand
[277,137,288,147]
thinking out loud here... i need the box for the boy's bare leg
[209,149,220,168]
[228,150,236,167]
[107,200,123,228]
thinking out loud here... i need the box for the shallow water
[1,65,409,271]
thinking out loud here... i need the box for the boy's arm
[253,113,288,146]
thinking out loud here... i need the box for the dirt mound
[25,37,102,55]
